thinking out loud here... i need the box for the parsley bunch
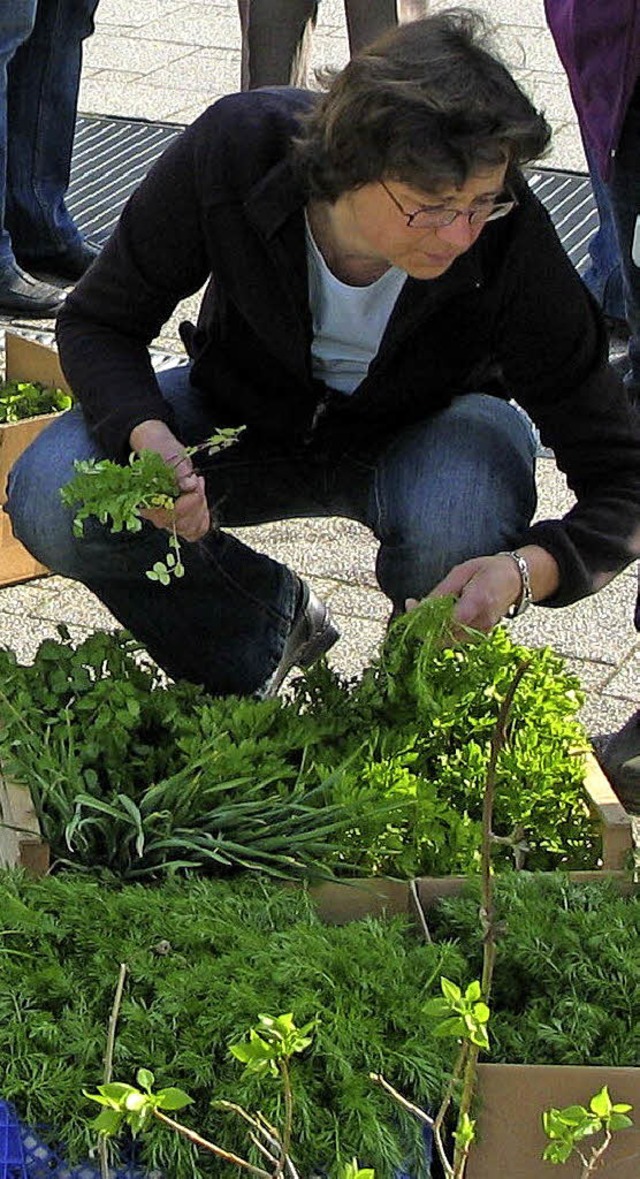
[60,428,244,585]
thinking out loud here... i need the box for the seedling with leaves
[542,1085,634,1176]
[60,427,244,584]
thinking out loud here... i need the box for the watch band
[498,550,533,618]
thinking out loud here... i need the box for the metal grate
[526,168,597,274]
[67,114,599,265]
[67,114,183,245]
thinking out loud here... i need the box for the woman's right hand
[128,418,211,541]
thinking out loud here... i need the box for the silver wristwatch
[498,550,533,618]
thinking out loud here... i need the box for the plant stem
[452,660,531,1178]
[278,1058,294,1172]
[581,1130,612,1177]
[153,1109,272,1177]
[100,963,128,1179]
[215,1100,300,1179]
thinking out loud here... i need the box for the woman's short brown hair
[292,8,551,200]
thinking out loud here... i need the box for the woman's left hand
[408,545,560,636]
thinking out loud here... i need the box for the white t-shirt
[305,215,407,395]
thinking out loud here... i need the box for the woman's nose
[435,213,479,250]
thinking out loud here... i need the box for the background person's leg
[344,0,428,55]
[0,0,37,270]
[238,0,317,89]
[580,140,626,325]
[363,394,537,613]
[606,80,640,401]
[6,0,100,263]
[0,1,64,314]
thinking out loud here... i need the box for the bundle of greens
[0,870,462,1177]
[0,599,596,879]
[60,428,244,584]
[0,378,72,422]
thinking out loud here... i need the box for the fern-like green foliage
[0,870,463,1177]
[428,874,640,1068]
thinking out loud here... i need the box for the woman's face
[338,163,509,280]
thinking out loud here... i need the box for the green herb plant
[1,872,458,1176]
[542,1085,634,1176]
[60,427,244,584]
[0,602,598,882]
[0,378,73,423]
[82,665,527,1179]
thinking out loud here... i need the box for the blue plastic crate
[0,1104,160,1179]
[0,1101,27,1179]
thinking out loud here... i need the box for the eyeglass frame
[378,178,518,229]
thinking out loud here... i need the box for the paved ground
[1,0,638,756]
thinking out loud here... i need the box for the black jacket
[56,87,640,606]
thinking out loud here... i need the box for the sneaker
[598,709,640,813]
[261,580,340,698]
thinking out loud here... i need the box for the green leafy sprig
[542,1085,633,1174]
[60,427,244,584]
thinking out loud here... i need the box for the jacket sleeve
[55,109,217,460]
[496,194,640,605]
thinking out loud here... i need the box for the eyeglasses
[379,179,517,229]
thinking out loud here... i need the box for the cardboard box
[0,331,71,588]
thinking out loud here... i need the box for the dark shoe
[599,709,640,813]
[17,239,101,283]
[0,264,65,318]
[261,580,340,697]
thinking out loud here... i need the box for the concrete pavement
[0,0,637,753]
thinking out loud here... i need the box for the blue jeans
[0,0,99,269]
[581,85,640,395]
[6,367,536,695]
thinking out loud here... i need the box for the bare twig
[99,963,128,1179]
[370,1072,454,1179]
[154,1109,272,1177]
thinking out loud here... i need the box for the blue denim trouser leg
[0,0,38,267]
[581,140,626,321]
[3,0,99,262]
[6,368,536,694]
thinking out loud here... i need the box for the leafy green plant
[423,978,490,1052]
[542,1085,634,1175]
[0,378,73,422]
[60,427,243,583]
[427,874,640,1069]
[0,600,599,880]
